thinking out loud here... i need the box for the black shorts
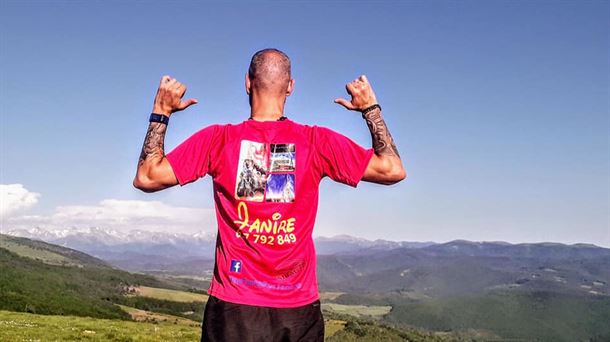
[201,295,324,342]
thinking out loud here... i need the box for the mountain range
[3,227,435,263]
[0,233,459,341]
[3,228,610,341]
[5,227,610,295]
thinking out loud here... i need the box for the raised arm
[335,75,406,185]
[133,76,198,192]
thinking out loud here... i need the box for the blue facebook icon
[230,260,242,273]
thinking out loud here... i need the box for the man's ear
[245,73,251,95]
[286,79,295,97]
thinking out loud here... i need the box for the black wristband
[361,104,381,117]
[149,113,170,125]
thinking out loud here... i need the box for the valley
[0,233,457,341]
[2,231,609,341]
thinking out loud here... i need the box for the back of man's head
[248,48,291,95]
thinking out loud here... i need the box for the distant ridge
[424,239,610,259]
[5,227,608,269]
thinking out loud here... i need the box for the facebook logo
[230,260,242,273]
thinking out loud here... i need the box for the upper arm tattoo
[363,107,400,158]
[138,122,168,165]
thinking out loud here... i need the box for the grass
[117,305,198,325]
[0,310,355,341]
[322,303,392,318]
[324,319,346,337]
[0,310,201,342]
[0,306,467,342]
[129,286,208,303]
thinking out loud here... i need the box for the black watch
[149,113,170,125]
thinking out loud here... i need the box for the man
[134,48,406,341]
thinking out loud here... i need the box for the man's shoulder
[287,119,313,129]
[190,123,227,135]
[286,120,330,142]
[285,119,357,143]
[286,119,331,133]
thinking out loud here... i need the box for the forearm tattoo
[363,108,400,158]
[138,122,167,164]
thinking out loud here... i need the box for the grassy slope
[0,235,208,322]
[0,310,200,342]
[0,247,173,319]
[0,234,109,268]
[0,237,73,265]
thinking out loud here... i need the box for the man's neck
[249,93,286,122]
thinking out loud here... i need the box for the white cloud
[2,196,216,234]
[0,184,41,218]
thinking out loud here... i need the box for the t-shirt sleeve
[166,125,222,186]
[314,126,375,187]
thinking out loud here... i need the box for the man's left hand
[334,75,378,111]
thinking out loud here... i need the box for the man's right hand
[152,75,198,116]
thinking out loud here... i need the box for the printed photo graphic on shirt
[235,140,268,202]
[265,174,295,203]
[270,144,296,172]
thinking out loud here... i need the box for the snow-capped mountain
[4,226,432,258]
[6,226,216,245]
[4,226,218,261]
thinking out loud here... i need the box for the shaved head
[248,48,291,95]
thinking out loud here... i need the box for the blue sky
[1,1,608,247]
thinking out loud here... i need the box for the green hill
[0,310,201,342]
[0,234,190,319]
[315,241,610,341]
[0,234,111,268]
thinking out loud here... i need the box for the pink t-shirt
[166,118,374,308]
